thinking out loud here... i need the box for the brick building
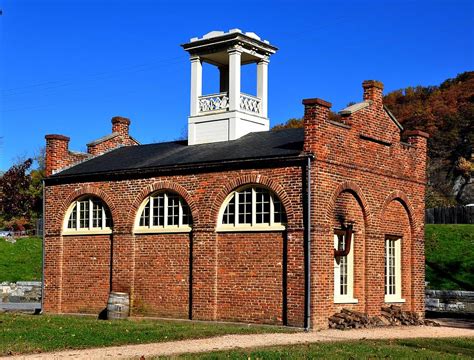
[43,30,428,329]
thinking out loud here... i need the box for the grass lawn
[0,236,42,282]
[425,224,474,290]
[0,313,294,356]
[173,338,474,359]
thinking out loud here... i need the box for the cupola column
[257,58,269,118]
[190,55,202,116]
[228,46,242,112]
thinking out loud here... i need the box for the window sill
[384,296,406,303]
[134,226,192,234]
[334,297,359,304]
[62,229,112,236]
[216,225,286,232]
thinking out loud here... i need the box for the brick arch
[127,181,198,231]
[326,181,372,227]
[210,174,296,227]
[381,190,416,230]
[58,185,118,227]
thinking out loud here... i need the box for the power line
[1,55,186,96]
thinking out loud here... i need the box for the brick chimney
[112,116,130,137]
[302,98,332,153]
[45,134,70,176]
[362,80,384,107]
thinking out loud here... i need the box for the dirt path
[5,326,474,360]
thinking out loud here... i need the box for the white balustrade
[198,92,261,115]
[198,93,229,112]
[240,93,261,114]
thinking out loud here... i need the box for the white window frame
[62,197,112,236]
[334,230,358,304]
[384,236,405,303]
[134,191,192,234]
[216,185,286,232]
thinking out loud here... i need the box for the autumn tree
[0,158,42,230]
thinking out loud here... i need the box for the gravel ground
[4,325,473,360]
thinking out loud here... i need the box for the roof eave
[45,153,307,185]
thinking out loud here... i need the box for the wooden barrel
[107,292,130,320]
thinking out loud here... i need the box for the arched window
[63,196,112,235]
[217,186,286,231]
[134,191,192,233]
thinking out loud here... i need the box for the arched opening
[331,190,366,310]
[132,190,193,319]
[61,195,113,314]
[216,184,287,324]
[381,199,412,308]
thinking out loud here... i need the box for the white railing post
[190,55,202,116]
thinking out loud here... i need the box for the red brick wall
[304,81,427,329]
[43,169,305,326]
[217,232,284,324]
[133,234,190,318]
[61,235,111,314]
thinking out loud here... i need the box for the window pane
[139,201,150,227]
[385,239,396,295]
[238,189,252,224]
[182,201,192,225]
[91,200,103,228]
[167,194,180,226]
[78,200,89,228]
[223,196,235,225]
[338,234,348,296]
[152,194,165,226]
[273,197,286,223]
[256,189,270,224]
[67,205,77,229]
[104,208,112,228]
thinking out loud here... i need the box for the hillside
[384,72,474,207]
[425,224,474,290]
[273,72,474,207]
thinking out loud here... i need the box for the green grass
[0,313,294,356]
[172,338,474,359]
[425,224,474,290]
[0,236,42,282]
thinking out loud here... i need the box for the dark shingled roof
[52,128,305,178]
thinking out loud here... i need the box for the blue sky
[0,0,473,171]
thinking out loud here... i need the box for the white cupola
[182,29,278,145]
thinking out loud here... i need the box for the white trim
[62,229,112,236]
[384,236,404,303]
[217,185,286,231]
[62,196,111,235]
[134,191,192,232]
[133,226,192,235]
[216,224,286,232]
[334,297,359,304]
